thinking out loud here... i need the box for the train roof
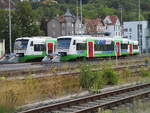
[57,35,139,44]
[57,35,114,41]
[16,36,56,40]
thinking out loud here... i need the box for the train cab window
[73,40,76,45]
[34,44,45,51]
[30,41,33,46]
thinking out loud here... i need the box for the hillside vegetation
[31,0,150,21]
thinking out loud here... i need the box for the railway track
[0,58,146,77]
[19,82,150,113]
[1,63,148,80]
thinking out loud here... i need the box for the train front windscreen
[14,39,29,50]
[57,38,71,49]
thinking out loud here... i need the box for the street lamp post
[9,0,12,54]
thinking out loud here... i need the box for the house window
[140,24,142,32]
[72,24,74,27]
[138,24,142,32]
[129,28,132,32]
[124,29,128,32]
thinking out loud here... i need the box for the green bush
[90,71,104,91]
[144,57,150,65]
[139,68,150,77]
[79,65,104,90]
[102,67,119,85]
[79,65,93,89]
[0,105,15,113]
[79,64,119,91]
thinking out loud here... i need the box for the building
[123,21,150,53]
[0,0,15,10]
[84,18,106,35]
[75,17,85,35]
[103,16,122,38]
[0,39,5,58]
[47,9,84,38]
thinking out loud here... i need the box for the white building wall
[0,40,5,58]
[106,25,114,37]
[104,17,121,38]
[123,21,149,52]
[106,25,121,38]
[75,18,85,35]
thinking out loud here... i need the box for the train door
[47,42,54,54]
[115,42,121,56]
[87,41,94,58]
[129,44,133,55]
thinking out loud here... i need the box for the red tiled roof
[58,15,65,23]
[84,18,103,26]
[84,18,105,33]
[105,16,119,25]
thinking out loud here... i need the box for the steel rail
[75,90,150,113]
[1,64,147,80]
[20,82,150,113]
[1,63,148,80]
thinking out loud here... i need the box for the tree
[0,2,44,53]
[14,1,43,37]
[0,10,10,53]
[0,10,9,40]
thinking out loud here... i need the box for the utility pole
[120,7,123,25]
[76,0,79,35]
[138,0,141,21]
[138,0,142,55]
[80,0,83,25]
[9,0,12,54]
[76,0,79,18]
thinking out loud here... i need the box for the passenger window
[34,44,45,51]
[77,43,86,50]
[73,40,76,45]
[30,41,33,46]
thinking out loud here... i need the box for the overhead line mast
[80,0,83,25]
[9,0,12,54]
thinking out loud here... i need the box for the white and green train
[56,35,139,61]
[14,37,56,62]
